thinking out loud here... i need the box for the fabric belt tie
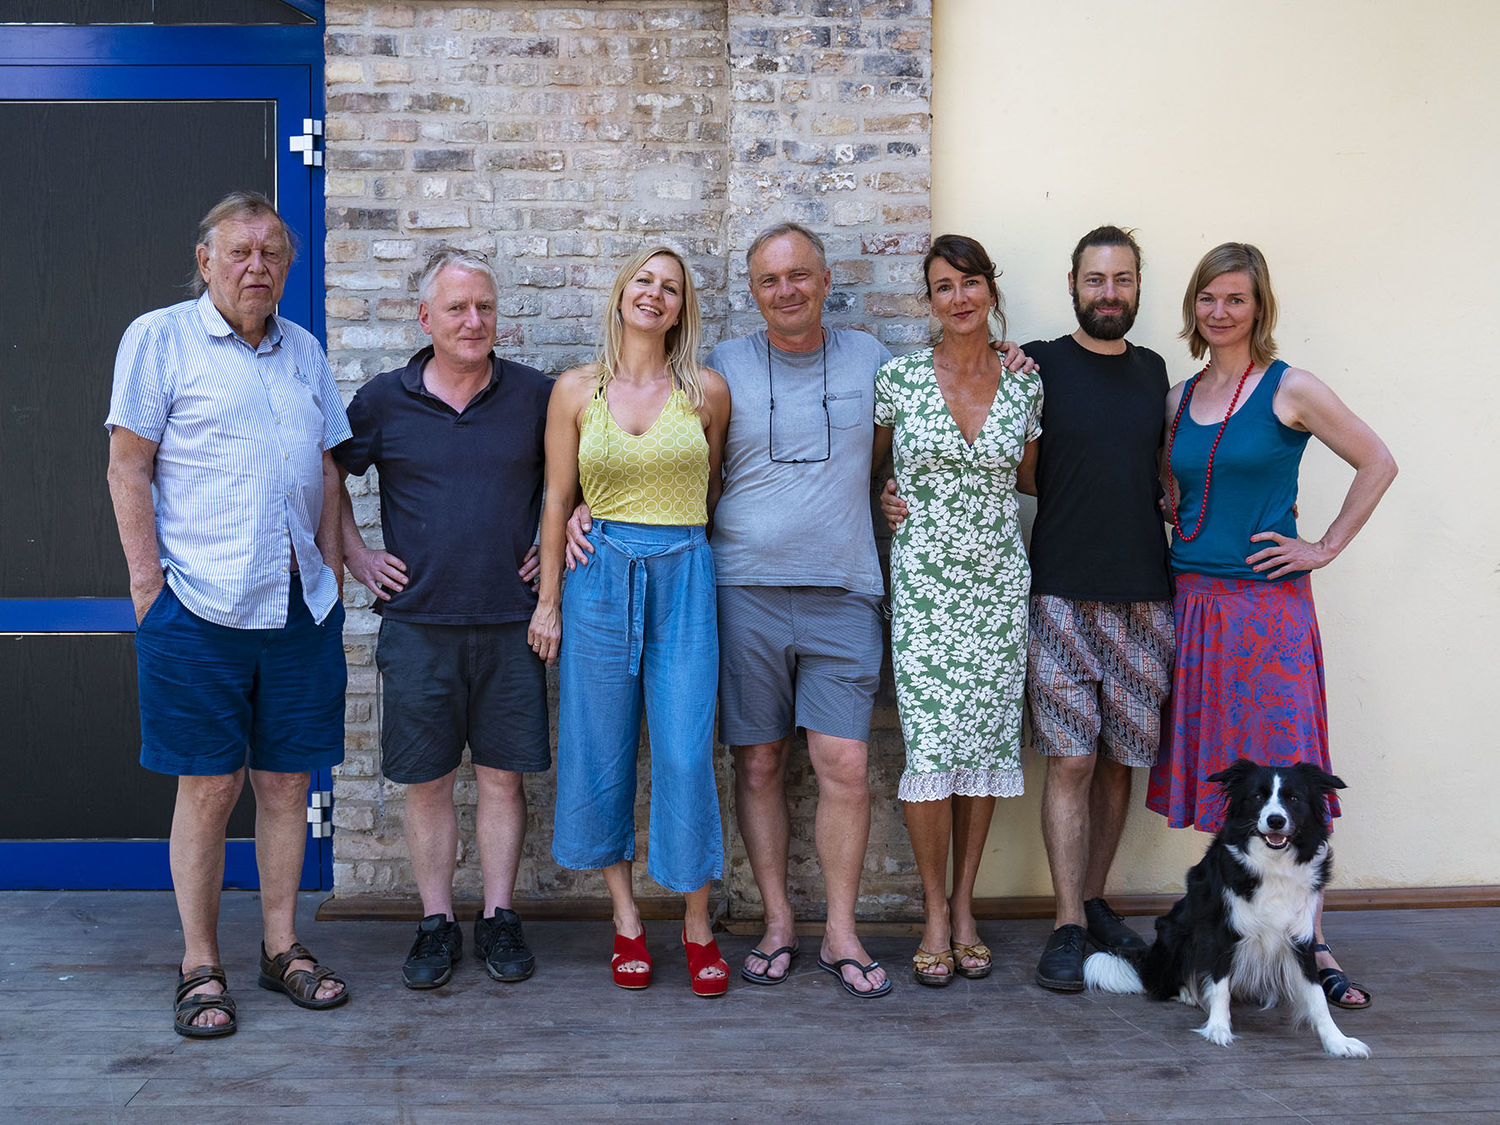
[593,521,702,677]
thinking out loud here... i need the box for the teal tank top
[1168,361,1312,581]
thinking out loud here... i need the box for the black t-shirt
[1025,335,1172,603]
[333,347,551,624]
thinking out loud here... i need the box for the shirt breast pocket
[827,390,866,430]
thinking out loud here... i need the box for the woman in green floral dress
[873,235,1041,987]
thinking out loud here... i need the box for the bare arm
[1015,438,1040,497]
[338,472,408,600]
[528,370,591,664]
[1160,380,1188,523]
[106,427,164,624]
[701,368,731,520]
[317,450,344,592]
[1248,368,1398,578]
[871,422,893,479]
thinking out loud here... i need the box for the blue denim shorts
[134,578,346,777]
[552,521,723,893]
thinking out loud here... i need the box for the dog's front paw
[1194,1021,1235,1047]
[1321,1033,1371,1059]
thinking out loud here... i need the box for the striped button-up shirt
[106,293,351,628]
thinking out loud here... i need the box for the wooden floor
[3,892,1497,1123]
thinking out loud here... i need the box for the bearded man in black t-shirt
[881,226,1173,991]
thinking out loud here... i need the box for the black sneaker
[475,907,535,983]
[402,914,462,990]
[1084,897,1149,957]
[1035,923,1089,992]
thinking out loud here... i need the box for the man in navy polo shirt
[335,248,552,990]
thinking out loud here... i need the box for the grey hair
[745,222,828,272]
[191,190,296,295]
[418,247,500,307]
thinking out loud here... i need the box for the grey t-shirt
[706,327,891,594]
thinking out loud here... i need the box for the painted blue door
[0,29,332,890]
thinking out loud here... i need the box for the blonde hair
[1180,242,1279,366]
[599,245,706,408]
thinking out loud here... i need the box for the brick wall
[324,0,931,921]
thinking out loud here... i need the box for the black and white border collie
[1084,759,1370,1058]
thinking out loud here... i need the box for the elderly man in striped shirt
[106,191,351,1039]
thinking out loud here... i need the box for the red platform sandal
[682,929,729,998]
[611,930,652,990]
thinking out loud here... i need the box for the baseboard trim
[317,885,1500,924]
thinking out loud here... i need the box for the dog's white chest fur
[1221,839,1326,1003]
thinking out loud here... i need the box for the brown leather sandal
[257,941,349,1010]
[950,939,993,979]
[174,964,237,1038]
[913,946,955,987]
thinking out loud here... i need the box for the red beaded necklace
[1165,360,1254,543]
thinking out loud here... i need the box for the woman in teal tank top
[529,246,733,997]
[1148,243,1397,1010]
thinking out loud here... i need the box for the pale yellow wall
[933,0,1500,893]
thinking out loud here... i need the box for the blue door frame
[0,6,333,892]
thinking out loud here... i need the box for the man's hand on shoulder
[347,544,409,601]
[995,340,1039,375]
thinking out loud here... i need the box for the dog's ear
[1291,760,1346,792]
[1207,758,1260,790]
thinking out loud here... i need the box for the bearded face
[1073,284,1138,341]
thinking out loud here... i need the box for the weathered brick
[328,206,400,230]
[325,60,365,84]
[327,0,926,917]
[326,148,405,171]
[405,206,471,229]
[412,148,474,171]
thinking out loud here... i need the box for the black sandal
[257,941,350,1010]
[1315,942,1372,1009]
[174,964,237,1038]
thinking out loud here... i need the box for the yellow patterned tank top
[578,384,708,525]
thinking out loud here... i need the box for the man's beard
[1073,291,1137,341]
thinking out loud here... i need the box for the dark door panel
[0,99,276,599]
[0,633,257,840]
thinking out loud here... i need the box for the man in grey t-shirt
[707,223,892,996]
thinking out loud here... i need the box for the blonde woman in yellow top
[530,246,732,996]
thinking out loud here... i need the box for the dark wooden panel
[0,633,255,839]
[0,98,274,599]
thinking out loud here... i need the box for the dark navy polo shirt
[334,346,552,625]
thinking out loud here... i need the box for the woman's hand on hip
[1246,531,1334,579]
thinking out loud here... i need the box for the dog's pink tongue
[1266,834,1288,847]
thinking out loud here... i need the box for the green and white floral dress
[874,348,1042,801]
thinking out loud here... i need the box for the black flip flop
[817,955,892,998]
[740,944,799,985]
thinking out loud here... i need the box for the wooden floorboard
[1,892,1497,1121]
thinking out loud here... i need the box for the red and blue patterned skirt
[1146,572,1340,832]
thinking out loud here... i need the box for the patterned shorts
[1026,596,1174,767]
